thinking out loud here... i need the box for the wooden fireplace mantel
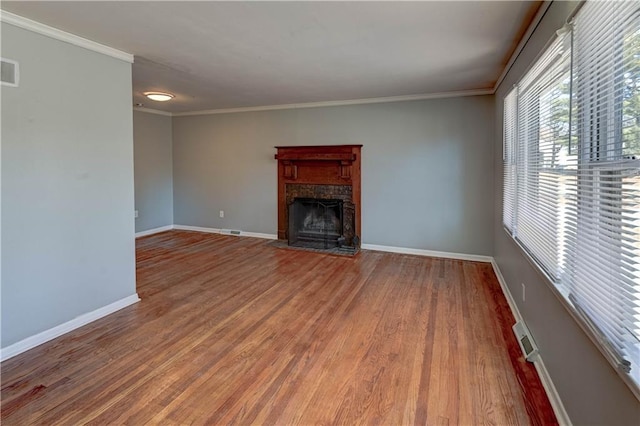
[275,145,362,242]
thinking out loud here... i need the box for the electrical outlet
[134,210,139,219]
[219,210,224,218]
[522,283,526,302]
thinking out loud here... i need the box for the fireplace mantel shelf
[274,145,362,162]
[275,152,356,161]
[274,145,363,149]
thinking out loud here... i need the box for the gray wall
[493,1,640,423]
[1,24,137,347]
[173,96,495,255]
[133,110,173,232]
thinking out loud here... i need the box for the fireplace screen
[288,198,344,249]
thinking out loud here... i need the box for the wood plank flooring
[1,231,556,425]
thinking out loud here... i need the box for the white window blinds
[503,0,640,392]
[568,0,640,384]
[503,88,518,232]
[515,33,573,280]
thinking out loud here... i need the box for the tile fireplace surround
[275,145,362,248]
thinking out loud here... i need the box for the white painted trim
[0,11,134,63]
[361,243,492,263]
[173,224,221,234]
[534,355,572,426]
[133,106,173,117]
[240,231,277,240]
[173,226,487,259]
[219,229,243,236]
[172,88,493,117]
[491,259,523,322]
[173,225,277,240]
[135,225,174,238]
[0,294,140,362]
[491,260,571,426]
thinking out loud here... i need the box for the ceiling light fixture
[144,92,174,102]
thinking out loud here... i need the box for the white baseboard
[135,225,174,238]
[490,259,523,323]
[534,354,572,426]
[361,243,492,263]
[490,260,571,426]
[0,293,140,362]
[173,224,221,234]
[137,225,277,241]
[173,225,276,240]
[239,231,277,240]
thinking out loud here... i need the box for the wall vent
[1,58,19,87]
[220,229,242,236]
[512,321,539,362]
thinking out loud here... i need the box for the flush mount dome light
[144,92,174,102]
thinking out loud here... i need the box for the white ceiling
[2,1,541,113]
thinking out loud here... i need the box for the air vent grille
[1,58,19,87]
[512,321,539,362]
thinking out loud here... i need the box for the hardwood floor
[1,231,556,425]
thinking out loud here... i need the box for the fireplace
[289,198,343,249]
[275,145,362,252]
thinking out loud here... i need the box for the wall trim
[361,243,492,263]
[533,356,572,426]
[172,227,486,256]
[233,231,277,240]
[492,1,552,93]
[0,3,554,108]
[491,260,572,426]
[135,225,174,238]
[173,225,277,240]
[0,293,140,362]
[1,11,134,63]
[172,88,493,117]
[490,259,523,322]
[133,106,173,117]
[173,224,221,234]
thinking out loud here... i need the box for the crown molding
[492,0,552,93]
[1,3,554,107]
[0,10,134,63]
[133,106,173,117]
[172,88,493,117]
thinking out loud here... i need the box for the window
[502,31,574,281]
[503,88,517,233]
[503,0,640,394]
